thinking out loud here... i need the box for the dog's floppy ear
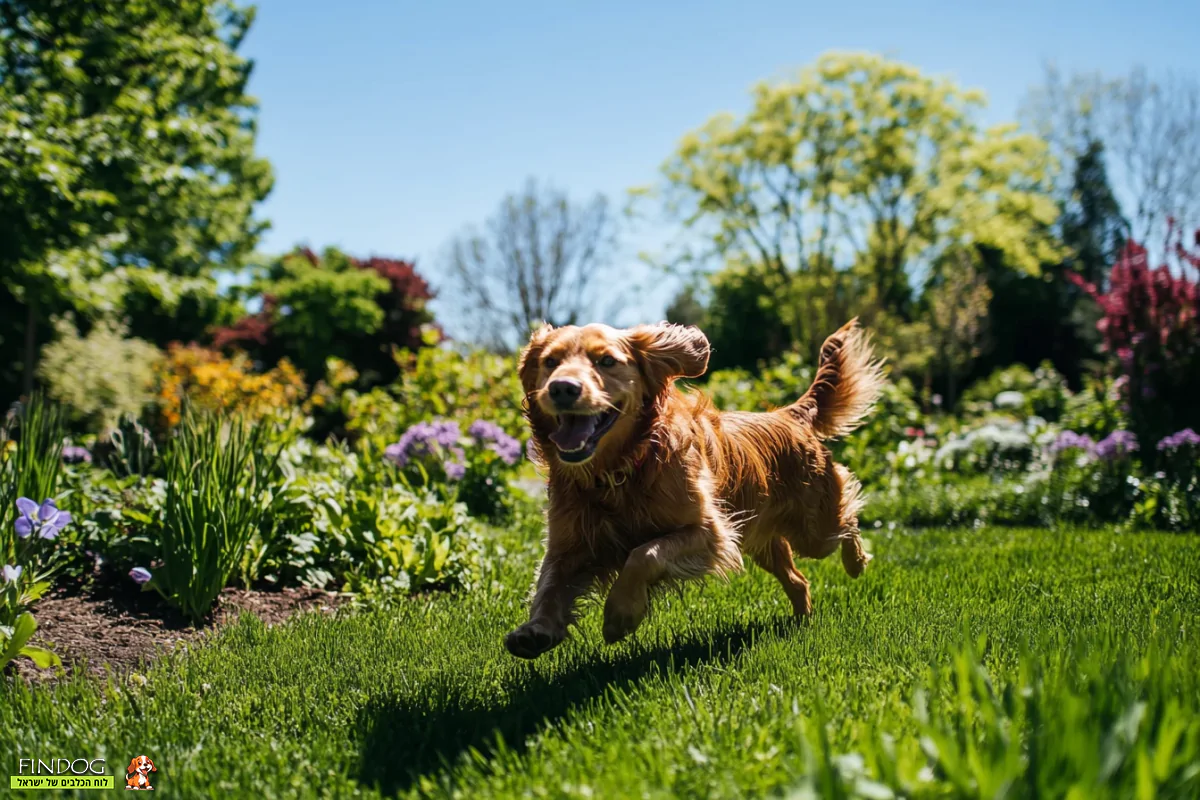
[148,758,157,773]
[626,323,710,391]
[125,759,139,776]
[518,323,556,394]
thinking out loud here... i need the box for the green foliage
[342,345,524,451]
[0,612,59,673]
[252,248,391,380]
[641,51,1062,372]
[337,486,480,600]
[1061,375,1128,439]
[151,411,282,622]
[37,318,162,432]
[0,0,272,402]
[960,361,1071,420]
[92,414,160,478]
[0,396,67,671]
[238,440,483,595]
[0,396,64,572]
[865,437,1199,532]
[695,263,793,370]
[704,349,814,412]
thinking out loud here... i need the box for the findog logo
[124,755,157,791]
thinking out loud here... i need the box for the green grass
[3,520,1199,798]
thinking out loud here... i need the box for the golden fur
[505,318,884,659]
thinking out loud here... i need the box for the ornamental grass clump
[147,410,282,623]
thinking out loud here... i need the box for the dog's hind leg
[834,464,871,579]
[751,537,812,617]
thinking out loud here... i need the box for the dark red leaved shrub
[1069,234,1200,452]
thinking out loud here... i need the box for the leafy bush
[705,349,814,412]
[141,412,283,622]
[960,360,1070,420]
[235,439,483,595]
[932,417,1042,474]
[1061,374,1128,440]
[1069,240,1200,453]
[37,318,162,432]
[383,419,524,521]
[213,248,440,385]
[867,424,1199,532]
[336,485,480,599]
[339,345,524,451]
[153,344,307,430]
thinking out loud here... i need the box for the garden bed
[12,584,345,682]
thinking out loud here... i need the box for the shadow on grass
[355,617,797,794]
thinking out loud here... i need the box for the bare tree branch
[443,179,618,352]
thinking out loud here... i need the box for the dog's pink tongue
[550,415,598,451]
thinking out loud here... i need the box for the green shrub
[238,439,483,595]
[37,319,162,432]
[960,360,1070,420]
[704,349,814,412]
[340,345,524,453]
[145,411,283,622]
[1061,375,1128,440]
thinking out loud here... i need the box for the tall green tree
[0,0,273,401]
[637,52,1061,365]
[1061,139,1127,285]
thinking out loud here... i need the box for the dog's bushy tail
[791,318,885,440]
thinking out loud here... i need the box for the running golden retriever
[505,318,883,659]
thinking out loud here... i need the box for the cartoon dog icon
[124,755,156,790]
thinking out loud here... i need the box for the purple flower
[1157,428,1200,453]
[129,567,152,585]
[12,496,71,540]
[468,420,522,466]
[2,564,21,583]
[385,420,463,468]
[16,497,37,517]
[444,459,467,481]
[61,445,92,464]
[1095,430,1139,460]
[1049,431,1095,457]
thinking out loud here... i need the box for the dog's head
[519,322,709,467]
[126,755,155,776]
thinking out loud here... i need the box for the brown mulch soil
[12,584,347,683]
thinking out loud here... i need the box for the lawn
[4,520,1198,798]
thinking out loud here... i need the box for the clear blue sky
[241,0,1199,335]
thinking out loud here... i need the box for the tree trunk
[23,299,36,398]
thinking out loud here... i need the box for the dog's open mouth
[549,407,621,463]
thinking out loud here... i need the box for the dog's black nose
[547,378,583,408]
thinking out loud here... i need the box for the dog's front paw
[505,619,565,659]
[602,586,648,644]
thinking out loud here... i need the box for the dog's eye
[543,356,559,369]
[598,355,617,368]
